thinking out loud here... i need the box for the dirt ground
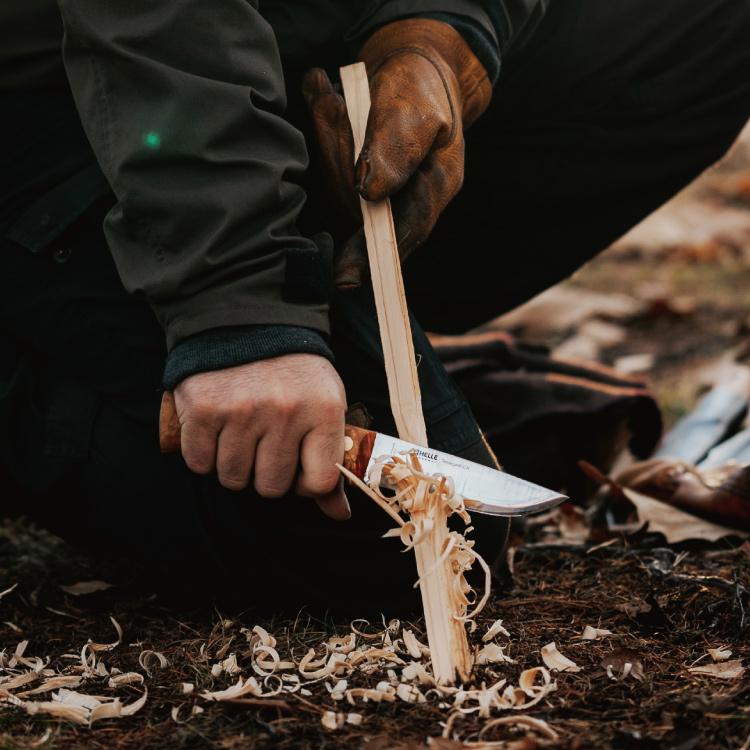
[1,128,749,749]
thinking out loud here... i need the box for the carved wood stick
[340,63,472,685]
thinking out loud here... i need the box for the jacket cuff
[163,325,334,389]
[419,12,503,83]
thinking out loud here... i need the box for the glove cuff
[358,17,492,127]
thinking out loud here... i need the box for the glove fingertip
[302,67,335,101]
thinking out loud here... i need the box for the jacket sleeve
[57,0,331,350]
[348,0,547,58]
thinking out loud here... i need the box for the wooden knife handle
[159,390,376,479]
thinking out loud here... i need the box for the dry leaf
[623,488,748,543]
[688,660,744,680]
[60,581,113,596]
[541,643,581,673]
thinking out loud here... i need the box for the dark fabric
[0,202,502,613]
[402,0,750,330]
[421,12,504,83]
[433,332,663,500]
[163,326,334,390]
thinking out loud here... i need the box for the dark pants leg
[404,0,750,330]
[0,190,501,614]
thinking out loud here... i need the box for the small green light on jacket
[143,131,161,149]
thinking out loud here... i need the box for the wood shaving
[707,647,732,662]
[340,451,491,685]
[540,642,581,673]
[87,617,122,653]
[138,649,169,677]
[0,584,18,601]
[477,714,560,742]
[602,649,645,682]
[476,643,515,665]
[402,629,429,659]
[577,626,613,641]
[482,619,511,642]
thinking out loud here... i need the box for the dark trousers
[1,0,749,612]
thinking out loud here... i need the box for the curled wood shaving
[540,642,581,673]
[138,649,169,677]
[327,634,357,654]
[476,643,515,666]
[577,626,613,641]
[88,617,123,653]
[401,629,429,659]
[482,619,511,642]
[108,672,144,688]
[18,676,82,696]
[22,687,146,726]
[396,683,426,703]
[477,714,560,742]
[345,686,396,704]
[0,583,18,601]
[201,676,275,701]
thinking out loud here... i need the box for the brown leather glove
[303,18,492,288]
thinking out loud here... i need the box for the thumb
[314,478,351,521]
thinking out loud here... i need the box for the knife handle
[159,391,376,479]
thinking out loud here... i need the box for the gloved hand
[303,18,492,288]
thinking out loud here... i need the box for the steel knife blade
[343,426,566,516]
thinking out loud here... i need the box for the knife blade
[343,426,566,517]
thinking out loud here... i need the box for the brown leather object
[616,458,750,531]
[302,18,492,288]
[432,331,663,502]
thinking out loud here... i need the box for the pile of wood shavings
[0,607,561,741]
[0,617,148,725]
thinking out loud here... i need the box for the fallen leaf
[688,660,744,680]
[60,581,113,596]
[623,488,748,543]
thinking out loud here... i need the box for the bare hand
[174,354,349,520]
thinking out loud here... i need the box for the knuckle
[219,474,250,492]
[254,478,290,499]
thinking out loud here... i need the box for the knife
[343,425,565,517]
[158,393,565,517]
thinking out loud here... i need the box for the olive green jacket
[1,0,546,354]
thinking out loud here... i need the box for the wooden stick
[339,63,427,449]
[340,63,472,685]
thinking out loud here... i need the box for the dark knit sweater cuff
[419,12,503,83]
[163,325,334,389]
